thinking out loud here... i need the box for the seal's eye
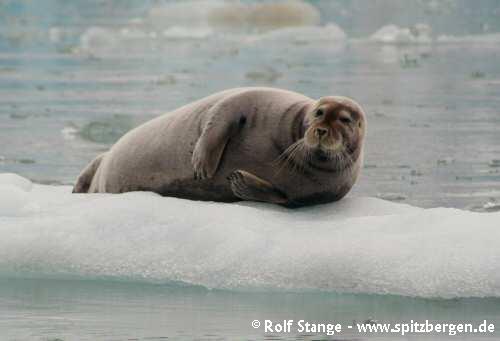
[340,117,352,124]
[315,109,324,117]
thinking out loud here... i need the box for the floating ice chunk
[371,24,432,44]
[371,25,406,43]
[61,125,78,140]
[437,32,500,44]
[468,200,500,213]
[162,26,214,40]
[0,173,499,298]
[119,27,149,39]
[0,173,32,191]
[48,27,63,43]
[251,23,346,44]
[147,0,223,28]
[72,1,332,53]
[79,26,117,53]
[490,160,500,168]
[481,201,500,212]
[147,0,319,31]
[211,0,320,30]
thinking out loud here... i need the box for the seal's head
[301,96,366,171]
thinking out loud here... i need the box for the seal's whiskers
[273,139,307,175]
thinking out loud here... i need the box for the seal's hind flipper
[228,170,288,205]
[72,153,106,193]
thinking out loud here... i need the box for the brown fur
[73,87,366,207]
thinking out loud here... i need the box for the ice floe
[437,32,500,44]
[248,23,346,44]
[145,0,320,31]
[370,24,433,44]
[0,173,499,298]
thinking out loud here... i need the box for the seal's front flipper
[228,170,288,204]
[192,98,247,180]
[192,132,228,180]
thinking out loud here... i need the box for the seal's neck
[291,102,312,143]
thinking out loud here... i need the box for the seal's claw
[228,169,288,204]
[228,170,245,195]
[227,171,240,183]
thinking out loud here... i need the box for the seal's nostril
[315,127,328,138]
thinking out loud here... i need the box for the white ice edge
[0,173,499,299]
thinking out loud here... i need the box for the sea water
[1,1,500,340]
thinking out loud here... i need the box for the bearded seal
[73,87,366,207]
